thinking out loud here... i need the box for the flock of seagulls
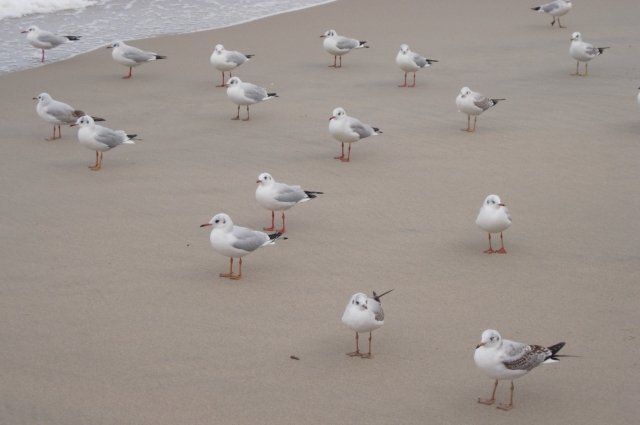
[21,1,601,410]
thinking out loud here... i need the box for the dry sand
[1,0,639,424]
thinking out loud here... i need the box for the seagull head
[399,44,410,54]
[33,92,51,104]
[214,44,224,53]
[320,29,336,38]
[571,32,581,42]
[476,329,502,349]
[71,115,95,128]
[107,41,122,49]
[257,172,273,185]
[460,86,472,97]
[200,213,233,230]
[483,194,504,209]
[21,26,38,34]
[226,76,242,87]
[329,107,346,121]
[350,293,369,311]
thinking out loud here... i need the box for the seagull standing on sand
[455,87,505,132]
[342,290,393,359]
[474,329,567,411]
[107,41,166,79]
[255,172,323,233]
[200,213,283,280]
[226,77,278,120]
[329,107,381,162]
[395,44,437,87]
[210,44,254,87]
[320,29,368,68]
[476,194,512,254]
[72,116,136,171]
[569,32,608,77]
[21,25,80,62]
[531,0,572,28]
[34,93,105,141]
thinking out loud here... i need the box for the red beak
[200,223,212,228]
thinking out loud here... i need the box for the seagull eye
[214,219,219,223]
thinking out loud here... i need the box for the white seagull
[569,32,608,77]
[200,213,284,280]
[72,116,136,171]
[474,329,567,411]
[395,44,437,87]
[210,44,254,87]
[21,25,80,63]
[226,77,278,121]
[34,93,105,141]
[531,0,572,28]
[341,290,393,359]
[255,172,323,233]
[476,194,512,254]
[320,29,369,68]
[329,107,382,162]
[455,87,505,132]
[107,41,166,79]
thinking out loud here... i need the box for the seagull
[455,87,505,132]
[474,329,567,411]
[225,77,278,120]
[21,25,80,62]
[569,32,608,77]
[72,116,136,171]
[476,194,512,254]
[210,44,254,87]
[341,290,393,359]
[255,172,323,233]
[107,41,166,79]
[531,0,572,28]
[329,107,382,162]
[395,44,437,87]
[34,93,105,141]
[200,213,284,280]
[320,29,369,68]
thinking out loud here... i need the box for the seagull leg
[220,258,234,278]
[347,332,362,357]
[242,106,250,121]
[56,125,61,140]
[263,211,276,231]
[399,72,408,87]
[571,61,580,76]
[558,18,565,29]
[41,49,45,62]
[123,66,133,79]
[89,151,100,170]
[483,233,495,254]
[584,62,588,77]
[95,152,103,171]
[46,125,58,141]
[471,116,477,132]
[360,332,373,359]
[329,55,337,68]
[497,381,514,411]
[462,115,472,132]
[478,380,498,405]
[495,232,507,254]
[216,71,226,87]
[334,142,345,160]
[232,105,240,120]
[229,258,242,280]
[341,144,351,162]
[409,72,416,88]
[550,17,556,27]
[277,212,286,234]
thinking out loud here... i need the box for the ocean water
[0,0,334,75]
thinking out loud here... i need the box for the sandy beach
[1,0,639,424]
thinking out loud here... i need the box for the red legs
[88,151,103,171]
[484,233,507,254]
[478,379,498,405]
[46,125,61,141]
[216,71,227,87]
[219,257,242,280]
[360,332,373,359]
[263,211,276,231]
[462,115,476,132]
[329,55,342,68]
[122,66,133,79]
[278,212,286,234]
[400,72,416,88]
[496,381,514,411]
[346,332,362,357]
[334,143,351,162]
[572,61,587,77]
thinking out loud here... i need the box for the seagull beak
[200,223,212,228]
[32,97,37,100]
[21,30,28,33]
[106,45,113,49]
[476,342,486,349]
[320,35,326,38]
[329,116,335,121]
[256,180,261,183]
[498,203,506,207]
